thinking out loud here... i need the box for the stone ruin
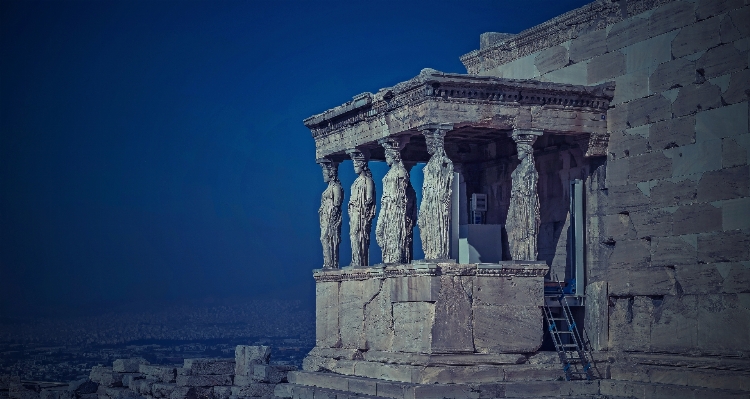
[293,0,750,397]
[3,346,295,399]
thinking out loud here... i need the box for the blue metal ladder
[543,286,596,381]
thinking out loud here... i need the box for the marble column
[506,130,542,261]
[346,148,376,267]
[418,125,454,260]
[375,137,415,264]
[317,158,343,269]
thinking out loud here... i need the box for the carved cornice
[303,70,613,143]
[459,0,675,74]
[312,262,549,282]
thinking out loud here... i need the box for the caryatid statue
[375,137,416,264]
[317,158,343,269]
[418,127,454,260]
[346,148,376,267]
[506,130,542,261]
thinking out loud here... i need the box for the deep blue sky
[1,0,591,317]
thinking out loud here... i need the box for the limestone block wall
[465,0,750,356]
[312,263,547,356]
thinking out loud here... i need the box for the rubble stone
[234,346,271,377]
[182,359,235,376]
[229,384,274,398]
[113,359,149,373]
[89,367,123,388]
[138,366,176,384]
[175,375,231,388]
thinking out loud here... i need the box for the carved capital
[510,129,543,146]
[346,147,370,162]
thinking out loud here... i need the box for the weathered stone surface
[122,374,144,389]
[69,379,98,395]
[392,302,434,353]
[724,261,750,292]
[603,213,637,241]
[623,31,678,73]
[234,346,271,377]
[607,184,650,211]
[605,157,628,187]
[612,69,650,104]
[212,386,230,399]
[627,94,671,127]
[585,281,608,351]
[607,16,650,51]
[630,208,673,238]
[698,230,750,262]
[628,151,673,182]
[182,359,234,376]
[649,1,696,37]
[318,158,343,270]
[364,278,394,352]
[652,236,697,266]
[534,45,568,75]
[609,296,654,351]
[722,197,750,230]
[472,305,542,353]
[569,29,607,63]
[649,178,698,206]
[673,202,722,234]
[729,6,750,38]
[649,58,695,93]
[649,115,695,150]
[697,44,749,80]
[607,266,676,296]
[315,281,340,348]
[229,384,274,398]
[253,365,295,384]
[649,295,698,352]
[431,275,473,353]
[418,129,453,260]
[695,102,749,143]
[473,275,543,307]
[587,50,626,84]
[175,375,231,388]
[697,294,750,353]
[672,83,722,118]
[723,69,750,105]
[39,390,73,399]
[607,103,629,132]
[139,366,177,384]
[151,384,176,399]
[696,0,744,20]
[609,238,651,268]
[390,275,438,302]
[665,139,722,177]
[672,16,722,58]
[90,367,123,388]
[132,379,157,396]
[674,263,727,295]
[113,359,149,373]
[697,165,750,201]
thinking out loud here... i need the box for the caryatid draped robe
[506,149,541,261]
[319,179,343,269]
[418,149,454,260]
[349,170,376,266]
[376,162,414,264]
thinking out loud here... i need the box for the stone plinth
[307,261,548,382]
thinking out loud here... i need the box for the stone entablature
[312,262,549,282]
[304,69,614,161]
[458,0,676,75]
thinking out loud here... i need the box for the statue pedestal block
[307,261,549,383]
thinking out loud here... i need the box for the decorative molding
[312,262,549,282]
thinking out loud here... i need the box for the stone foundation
[307,262,548,383]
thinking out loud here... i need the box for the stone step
[284,371,603,399]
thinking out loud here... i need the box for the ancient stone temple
[290,0,750,398]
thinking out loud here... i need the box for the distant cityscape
[0,300,315,383]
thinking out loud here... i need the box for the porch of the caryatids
[375,136,416,265]
[346,148,376,267]
[418,125,454,261]
[317,158,343,269]
[506,129,542,261]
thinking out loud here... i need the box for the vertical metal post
[570,179,585,296]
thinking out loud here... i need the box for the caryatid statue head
[317,158,339,183]
[423,129,447,156]
[379,136,409,167]
[346,148,371,175]
[511,130,541,162]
